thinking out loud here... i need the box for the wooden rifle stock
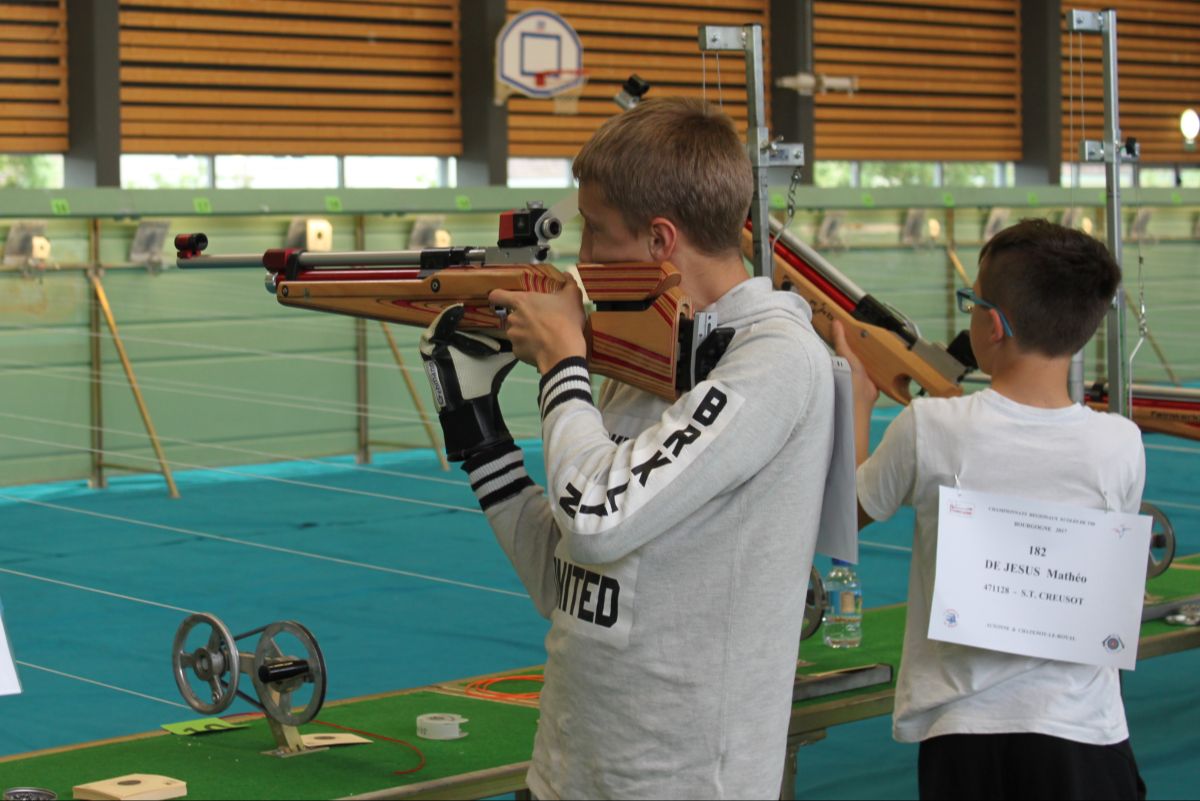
[1085,385,1200,441]
[749,225,1200,442]
[268,260,691,402]
[744,226,968,404]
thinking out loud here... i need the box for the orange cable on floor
[463,674,544,701]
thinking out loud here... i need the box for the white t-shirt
[856,389,1146,745]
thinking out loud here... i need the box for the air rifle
[1086,382,1200,441]
[754,219,1200,442]
[747,219,974,404]
[176,203,730,402]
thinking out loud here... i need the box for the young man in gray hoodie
[420,97,836,799]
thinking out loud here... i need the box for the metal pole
[354,215,370,465]
[88,218,105,490]
[743,24,770,279]
[1099,9,1128,417]
[355,318,369,464]
[944,208,958,345]
[697,24,802,279]
[90,274,180,498]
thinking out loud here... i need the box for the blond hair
[572,97,753,256]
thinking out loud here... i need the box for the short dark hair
[571,96,753,256]
[977,218,1120,357]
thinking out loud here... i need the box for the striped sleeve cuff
[538,357,594,419]
[462,441,535,511]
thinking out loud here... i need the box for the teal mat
[0,424,1197,799]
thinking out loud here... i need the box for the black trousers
[918,733,1146,801]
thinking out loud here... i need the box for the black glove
[419,305,518,462]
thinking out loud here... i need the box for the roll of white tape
[416,713,469,741]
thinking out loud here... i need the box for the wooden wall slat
[122,138,462,155]
[0,0,67,154]
[814,48,1017,70]
[0,135,68,151]
[119,29,454,58]
[508,0,755,25]
[120,0,455,24]
[505,0,770,159]
[0,2,61,22]
[119,46,455,75]
[120,67,455,93]
[816,2,1016,27]
[118,0,461,156]
[1060,0,1200,164]
[120,10,453,41]
[122,106,456,127]
[813,0,1021,162]
[120,87,459,112]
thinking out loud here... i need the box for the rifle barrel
[177,248,489,271]
[767,217,867,304]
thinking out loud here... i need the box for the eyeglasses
[956,288,1014,337]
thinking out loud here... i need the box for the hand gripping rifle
[748,218,975,404]
[176,203,731,401]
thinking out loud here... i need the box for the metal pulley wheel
[250,621,327,727]
[173,612,240,715]
[801,565,827,641]
[1143,501,1176,580]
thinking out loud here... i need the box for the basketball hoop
[534,68,588,115]
[495,9,586,113]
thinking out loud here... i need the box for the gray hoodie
[463,277,835,799]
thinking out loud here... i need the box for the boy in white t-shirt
[833,218,1146,800]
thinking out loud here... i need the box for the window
[343,157,447,189]
[1062,163,1134,188]
[121,155,211,189]
[214,156,339,189]
[943,162,1006,188]
[0,154,63,189]
[860,162,937,188]
[507,158,574,188]
[814,161,854,188]
[1137,168,1178,188]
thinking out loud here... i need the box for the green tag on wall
[942,192,956,207]
[193,197,213,214]
[769,192,786,210]
[860,192,875,207]
[50,198,70,215]
[324,195,343,212]
[455,194,472,211]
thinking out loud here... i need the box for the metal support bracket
[698,24,805,279]
[1081,138,1140,164]
[1066,8,1131,418]
[1068,9,1104,31]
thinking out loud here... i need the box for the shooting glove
[419,305,518,462]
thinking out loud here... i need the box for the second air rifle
[752,219,1200,442]
[176,203,730,402]
[746,218,975,404]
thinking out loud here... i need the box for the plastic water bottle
[823,559,862,648]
